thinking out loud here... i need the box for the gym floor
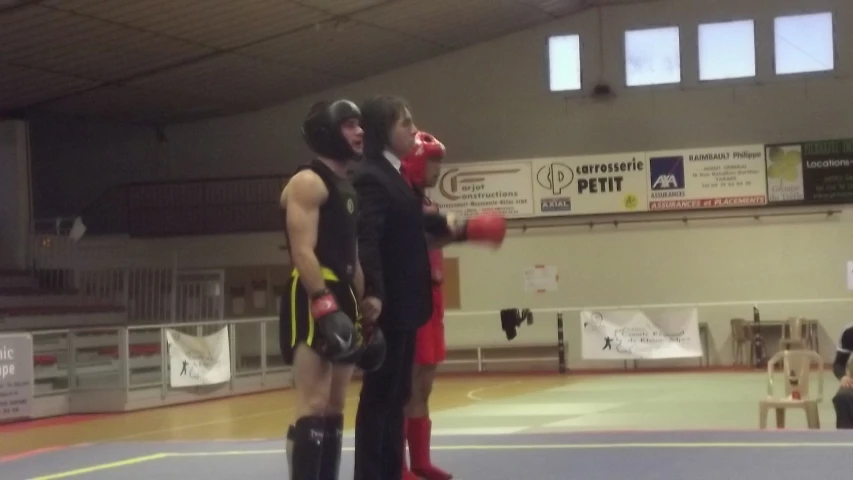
[0,371,847,479]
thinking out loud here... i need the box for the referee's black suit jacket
[352,153,434,332]
[350,152,444,480]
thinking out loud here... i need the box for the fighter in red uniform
[400,131,505,480]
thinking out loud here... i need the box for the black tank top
[285,159,358,285]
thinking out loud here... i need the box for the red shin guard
[407,417,452,480]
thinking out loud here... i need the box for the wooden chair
[730,318,751,365]
[758,349,823,429]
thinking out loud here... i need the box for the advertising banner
[580,308,702,360]
[645,145,767,211]
[426,161,534,218]
[0,333,33,423]
[166,327,231,388]
[765,139,853,204]
[530,153,649,216]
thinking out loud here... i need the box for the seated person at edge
[832,324,853,428]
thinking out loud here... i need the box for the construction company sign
[426,161,535,218]
[646,145,767,211]
[530,153,649,216]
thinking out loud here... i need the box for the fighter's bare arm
[282,170,329,295]
[353,245,365,302]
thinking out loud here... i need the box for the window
[625,26,681,87]
[548,34,581,92]
[698,20,756,81]
[774,12,834,75]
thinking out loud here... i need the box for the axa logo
[438,167,521,200]
[652,174,679,189]
[649,156,684,190]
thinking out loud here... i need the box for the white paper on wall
[523,265,558,293]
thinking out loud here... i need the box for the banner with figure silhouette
[580,308,701,360]
[166,327,231,387]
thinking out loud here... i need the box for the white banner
[166,327,231,387]
[426,161,534,218]
[646,145,767,211]
[0,333,33,423]
[580,308,702,360]
[530,153,649,216]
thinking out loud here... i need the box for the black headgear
[302,100,361,161]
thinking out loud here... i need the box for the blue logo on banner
[649,156,685,191]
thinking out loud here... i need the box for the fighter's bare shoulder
[281,169,328,209]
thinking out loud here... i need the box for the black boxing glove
[310,289,357,360]
[356,323,387,372]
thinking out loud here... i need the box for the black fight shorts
[279,267,359,365]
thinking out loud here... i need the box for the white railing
[31,317,287,400]
[23,226,845,376]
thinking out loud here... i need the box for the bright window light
[698,20,756,81]
[774,12,834,74]
[548,34,581,92]
[625,26,681,87]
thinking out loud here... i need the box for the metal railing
[127,175,287,237]
[43,175,290,239]
[31,317,287,398]
[28,314,570,402]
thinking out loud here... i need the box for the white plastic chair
[758,349,823,429]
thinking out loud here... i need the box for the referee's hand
[841,375,853,389]
[361,296,382,323]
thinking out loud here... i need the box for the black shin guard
[286,424,296,474]
[318,414,344,480]
[290,416,326,480]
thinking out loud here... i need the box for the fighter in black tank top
[280,99,375,480]
[284,159,358,284]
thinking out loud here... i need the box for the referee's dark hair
[360,94,410,158]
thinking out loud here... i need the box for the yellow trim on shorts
[290,267,347,347]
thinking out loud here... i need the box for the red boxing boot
[407,417,452,480]
[402,464,419,480]
[402,423,420,480]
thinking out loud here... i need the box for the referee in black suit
[351,95,456,480]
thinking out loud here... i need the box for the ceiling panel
[293,0,393,16]
[44,0,331,49]
[517,0,589,16]
[128,54,342,108]
[39,85,232,122]
[0,6,212,82]
[353,0,554,48]
[590,0,658,4]
[0,0,659,123]
[238,20,445,79]
[0,63,96,110]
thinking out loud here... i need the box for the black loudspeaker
[500,308,533,341]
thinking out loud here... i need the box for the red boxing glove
[401,131,445,189]
[458,212,506,248]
